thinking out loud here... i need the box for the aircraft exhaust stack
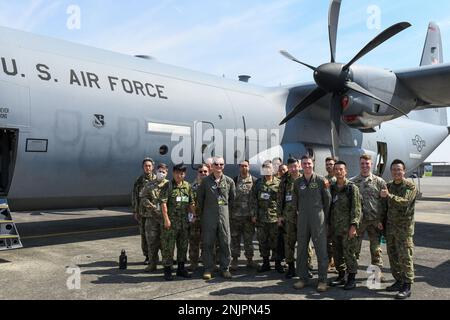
[239,75,251,83]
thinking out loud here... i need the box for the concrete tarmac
[0,177,449,300]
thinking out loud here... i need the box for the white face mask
[156,172,167,181]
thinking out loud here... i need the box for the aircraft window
[159,145,169,155]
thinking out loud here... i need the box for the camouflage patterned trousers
[143,216,162,264]
[161,219,189,267]
[284,220,297,264]
[138,217,149,258]
[257,222,278,259]
[333,232,359,274]
[386,222,415,284]
[357,220,383,267]
[188,219,202,264]
[230,216,255,259]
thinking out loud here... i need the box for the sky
[0,0,449,162]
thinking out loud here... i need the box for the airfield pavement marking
[20,225,138,240]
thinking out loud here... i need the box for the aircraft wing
[395,63,450,106]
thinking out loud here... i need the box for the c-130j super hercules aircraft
[0,0,449,217]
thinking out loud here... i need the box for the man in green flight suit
[293,155,331,293]
[329,161,362,291]
[381,159,417,300]
[197,156,236,280]
[160,164,195,281]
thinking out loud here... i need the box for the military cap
[173,163,187,172]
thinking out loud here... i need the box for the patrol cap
[173,163,187,172]
[335,160,347,167]
[142,157,154,166]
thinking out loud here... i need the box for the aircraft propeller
[279,0,411,158]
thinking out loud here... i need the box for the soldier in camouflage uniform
[329,161,362,291]
[278,158,301,279]
[381,159,417,300]
[188,164,209,271]
[351,154,387,270]
[197,157,236,280]
[325,157,337,273]
[251,160,284,274]
[230,160,257,271]
[140,163,170,272]
[131,158,156,264]
[293,156,331,293]
[160,164,195,281]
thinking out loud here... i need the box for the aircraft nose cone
[314,63,347,92]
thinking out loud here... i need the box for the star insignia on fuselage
[412,135,426,152]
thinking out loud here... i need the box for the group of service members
[132,154,417,300]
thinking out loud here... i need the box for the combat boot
[221,270,233,279]
[258,258,271,273]
[275,260,285,274]
[293,280,306,290]
[188,262,198,272]
[246,258,258,269]
[176,262,191,279]
[203,272,212,280]
[317,282,328,293]
[230,258,239,271]
[144,256,150,265]
[330,271,346,287]
[164,266,173,281]
[344,273,357,290]
[145,263,157,273]
[395,283,412,300]
[386,280,403,292]
[285,263,296,279]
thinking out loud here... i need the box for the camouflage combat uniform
[382,179,417,284]
[330,180,362,274]
[160,181,195,267]
[251,177,281,260]
[132,173,156,258]
[279,174,300,265]
[352,173,387,267]
[140,177,169,266]
[325,174,337,262]
[188,180,202,266]
[231,175,256,260]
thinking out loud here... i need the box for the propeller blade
[328,0,342,63]
[343,22,411,70]
[345,81,409,117]
[279,50,317,71]
[330,95,342,159]
[280,87,327,125]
